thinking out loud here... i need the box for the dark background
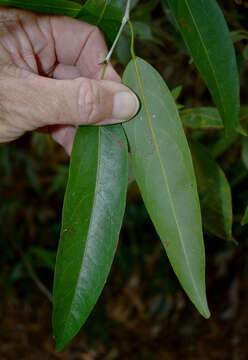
[1,1,248,359]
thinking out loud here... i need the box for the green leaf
[124,21,162,45]
[243,44,248,61]
[230,30,248,43]
[180,107,223,129]
[240,105,248,123]
[77,0,124,45]
[29,247,56,270]
[190,141,232,241]
[171,85,183,101]
[210,131,239,159]
[241,137,248,169]
[167,0,240,134]
[53,125,128,351]
[116,35,132,65]
[122,57,210,318]
[0,0,123,45]
[79,0,123,23]
[241,206,248,226]
[180,105,248,135]
[0,0,82,16]
[132,0,160,19]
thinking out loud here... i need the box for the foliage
[123,57,209,318]
[0,0,248,353]
[53,125,128,350]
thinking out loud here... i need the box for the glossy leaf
[167,0,240,133]
[241,206,248,226]
[53,125,128,351]
[0,0,123,45]
[190,141,232,241]
[77,0,124,45]
[180,107,223,129]
[122,57,210,318]
[0,0,82,16]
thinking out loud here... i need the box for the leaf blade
[123,57,210,318]
[167,0,240,133]
[77,0,124,45]
[0,0,82,16]
[0,0,123,45]
[241,206,248,226]
[190,140,233,240]
[180,107,223,130]
[53,125,128,351]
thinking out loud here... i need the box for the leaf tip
[201,307,211,319]
[54,336,66,352]
[194,293,211,320]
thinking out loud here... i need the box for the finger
[49,64,81,153]
[19,11,117,80]
[49,62,120,155]
[50,16,112,80]
[0,72,139,142]
[52,125,77,155]
[0,8,120,82]
[38,64,81,154]
[33,14,120,81]
[52,64,81,80]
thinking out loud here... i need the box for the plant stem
[23,256,53,303]
[100,62,108,80]
[104,0,132,64]
[128,19,136,59]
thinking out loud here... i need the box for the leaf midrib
[183,0,226,120]
[96,0,109,25]
[132,57,204,308]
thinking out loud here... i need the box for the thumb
[0,72,139,142]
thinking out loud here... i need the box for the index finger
[50,16,120,82]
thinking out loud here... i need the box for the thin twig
[7,238,53,303]
[23,256,53,303]
[104,0,132,64]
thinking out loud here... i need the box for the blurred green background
[1,0,248,359]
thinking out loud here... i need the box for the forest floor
[1,251,248,360]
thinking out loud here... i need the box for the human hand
[0,8,139,154]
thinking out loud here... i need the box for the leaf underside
[122,57,210,319]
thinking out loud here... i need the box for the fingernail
[112,92,139,120]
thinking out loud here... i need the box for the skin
[0,7,139,154]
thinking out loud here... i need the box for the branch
[104,0,132,64]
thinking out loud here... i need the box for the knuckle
[90,25,102,37]
[77,79,101,124]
